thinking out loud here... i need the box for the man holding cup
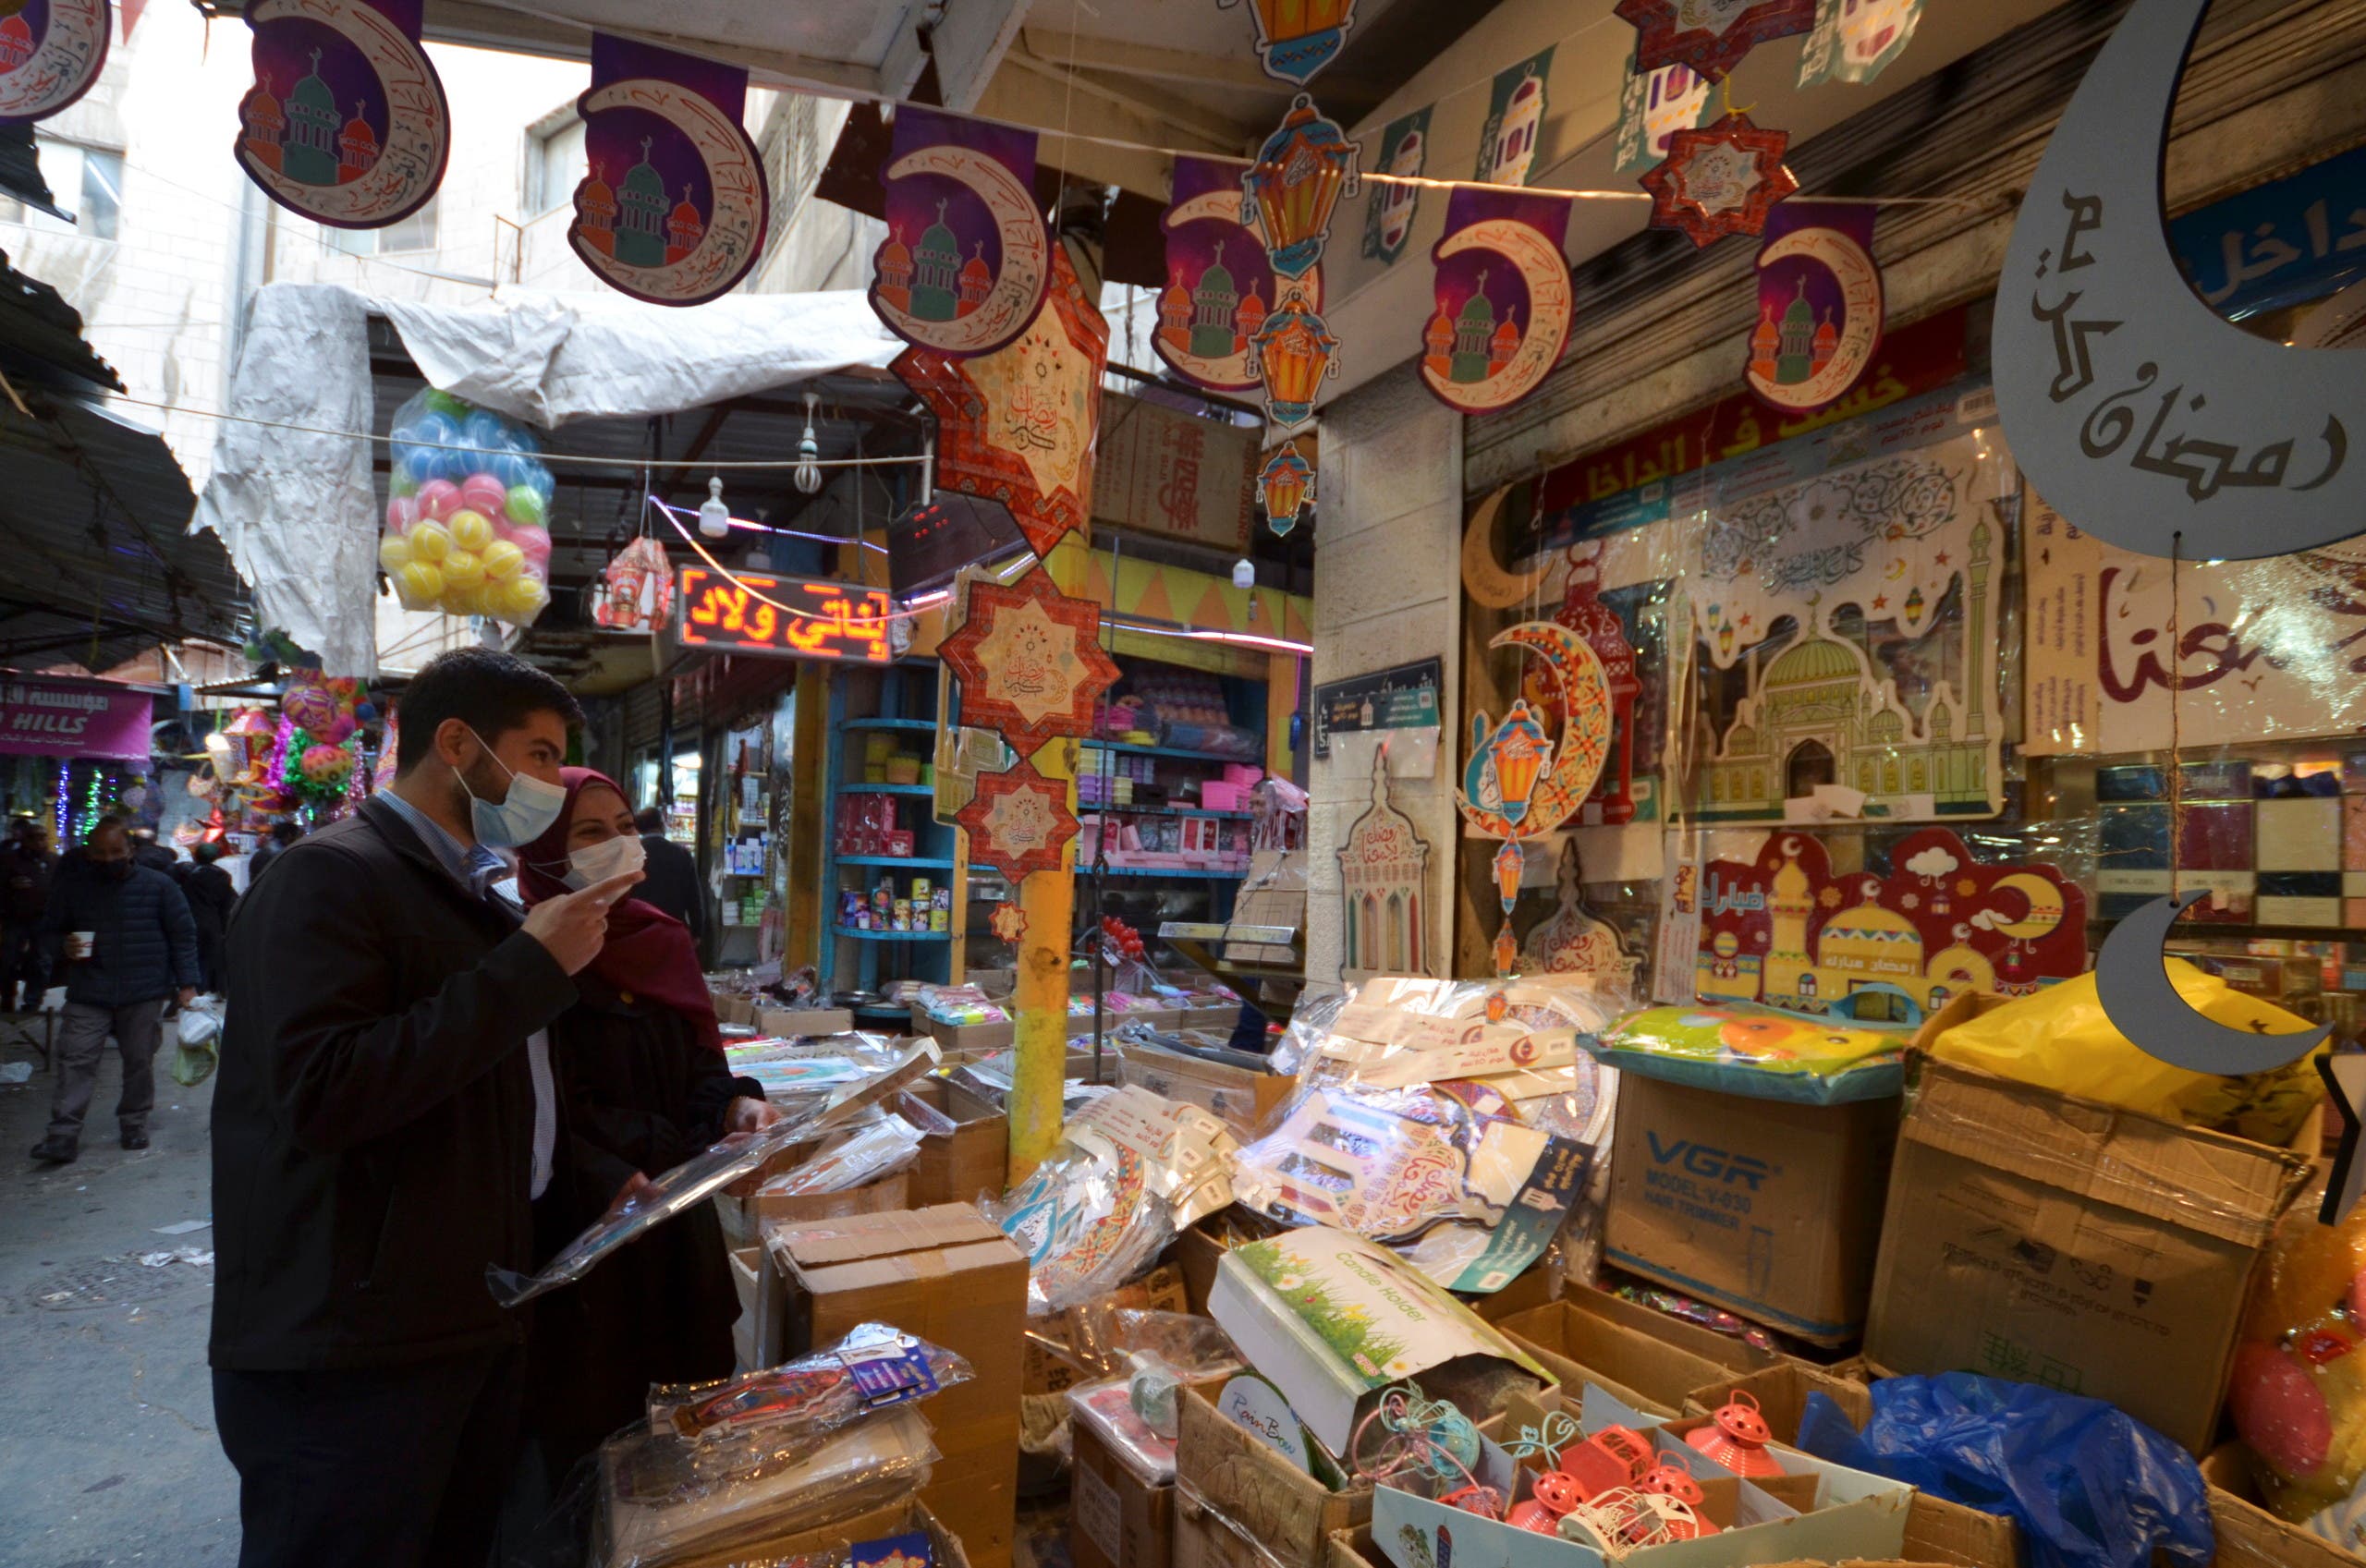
[31,819,199,1164]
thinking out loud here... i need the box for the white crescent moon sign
[571,78,767,307]
[1746,225,1883,411]
[1421,216,1574,415]
[1153,189,1320,392]
[1461,485,1547,609]
[1456,619,1612,841]
[2095,891,2328,1075]
[235,0,446,227]
[872,143,1051,356]
[0,0,106,123]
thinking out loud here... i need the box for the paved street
[0,1015,238,1567]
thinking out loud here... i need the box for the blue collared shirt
[378,789,555,1201]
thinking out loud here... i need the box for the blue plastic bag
[1797,1373,2213,1568]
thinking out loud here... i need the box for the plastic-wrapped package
[2227,1201,2366,1542]
[982,1086,1238,1314]
[649,1323,971,1446]
[1585,1003,1907,1105]
[762,1117,923,1197]
[380,387,557,626]
[726,1034,933,1100]
[491,1038,938,1307]
[1067,1373,1181,1485]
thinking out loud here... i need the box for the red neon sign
[676,567,895,663]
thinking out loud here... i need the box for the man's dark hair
[194,840,224,864]
[271,821,303,845]
[394,648,582,773]
[633,806,665,833]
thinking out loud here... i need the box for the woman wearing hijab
[515,767,779,1482]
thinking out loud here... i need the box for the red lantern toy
[1686,1389,1785,1477]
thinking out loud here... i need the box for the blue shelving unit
[819,659,957,997]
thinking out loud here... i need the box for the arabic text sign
[675,568,894,663]
[1312,658,1443,760]
[2170,143,2366,322]
[0,677,154,761]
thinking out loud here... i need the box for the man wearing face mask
[210,647,640,1568]
[30,820,200,1164]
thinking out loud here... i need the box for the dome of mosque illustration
[1763,634,1860,689]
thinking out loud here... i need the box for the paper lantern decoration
[1241,94,1360,280]
[1456,622,1614,845]
[1640,114,1797,249]
[1220,0,1360,84]
[592,536,676,631]
[1615,0,1814,81]
[1249,287,1339,430]
[936,566,1121,757]
[957,758,1079,881]
[1258,443,1315,535]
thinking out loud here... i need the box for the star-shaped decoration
[1640,114,1797,249]
[1615,0,1815,81]
[957,757,1079,881]
[1934,551,1951,565]
[989,903,1031,943]
[2319,1052,2366,1225]
[938,566,1119,756]
[1872,594,1888,611]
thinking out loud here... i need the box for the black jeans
[213,1344,524,1568]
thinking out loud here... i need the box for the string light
[52,762,69,848]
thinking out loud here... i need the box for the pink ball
[385,496,418,534]
[416,479,462,522]
[509,525,553,565]
[460,473,507,517]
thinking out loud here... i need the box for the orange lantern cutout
[1221,0,1360,85]
[1493,839,1525,910]
[592,536,675,631]
[1241,94,1360,279]
[1467,699,1554,829]
[1258,441,1315,535]
[1250,287,1339,430]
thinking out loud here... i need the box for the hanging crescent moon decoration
[1455,620,1613,841]
[1993,0,2363,560]
[2094,891,2329,1076]
[1460,486,1547,609]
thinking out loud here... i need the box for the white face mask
[456,725,567,849]
[563,832,645,892]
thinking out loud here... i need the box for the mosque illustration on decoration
[1155,241,1269,363]
[1421,271,1522,385]
[1749,276,1840,389]
[875,201,995,322]
[1338,748,1430,977]
[0,13,33,72]
[1690,518,1994,820]
[239,54,373,188]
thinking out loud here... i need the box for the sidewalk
[0,1015,238,1566]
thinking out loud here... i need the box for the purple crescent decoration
[871,105,1051,358]
[568,34,768,307]
[1154,154,1319,395]
[233,0,445,225]
[1420,187,1573,417]
[0,0,109,125]
[1746,202,1883,415]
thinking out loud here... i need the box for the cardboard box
[711,991,758,1027]
[900,1077,1009,1207]
[1175,1383,1371,1568]
[1226,849,1306,966]
[726,1246,762,1371]
[922,1014,1018,1057]
[1604,1073,1898,1345]
[2197,1446,2359,1568]
[757,1005,859,1038]
[613,1494,976,1568]
[1117,1038,1296,1140]
[771,1206,1030,1568]
[1073,1411,1174,1568]
[1863,1055,2311,1454]
[718,1165,912,1249]
[1495,1291,1762,1419]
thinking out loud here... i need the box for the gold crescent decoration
[1461,485,1547,609]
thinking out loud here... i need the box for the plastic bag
[1797,1373,2213,1568]
[1926,961,2326,1139]
[1586,1002,1905,1105]
[760,1116,922,1197]
[380,387,557,626]
[647,1322,971,1447]
[172,1001,222,1088]
[2227,1201,2366,1540]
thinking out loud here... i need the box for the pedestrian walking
[30,820,200,1162]
[0,816,54,1013]
[182,840,239,995]
[244,820,302,887]
[631,805,706,942]
[209,647,638,1568]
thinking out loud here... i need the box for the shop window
[1785,740,1835,798]
[529,114,587,214]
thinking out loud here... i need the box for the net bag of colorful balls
[378,387,556,625]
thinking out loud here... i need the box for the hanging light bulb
[698,476,730,538]
[794,393,823,496]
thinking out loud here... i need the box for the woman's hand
[726,1096,781,1135]
[605,1170,654,1217]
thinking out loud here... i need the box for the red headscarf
[518,766,722,1054]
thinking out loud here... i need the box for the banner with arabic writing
[871,105,1049,358]
[0,0,109,124]
[1361,105,1431,264]
[1155,153,1299,394]
[568,34,766,306]
[2024,493,2366,754]
[1748,201,1882,415]
[1420,186,1572,416]
[2167,142,2366,322]
[234,0,446,226]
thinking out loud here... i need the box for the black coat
[39,860,199,1007]
[0,840,51,922]
[527,976,762,1469]
[210,796,579,1371]
[635,833,706,942]
[183,862,238,989]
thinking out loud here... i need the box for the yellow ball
[447,509,494,553]
[501,575,550,621]
[378,533,412,573]
[481,539,526,581]
[408,519,452,563]
[395,560,444,608]
[441,582,482,616]
[441,549,484,589]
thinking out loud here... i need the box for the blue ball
[461,409,512,456]
[412,410,461,450]
[401,444,439,485]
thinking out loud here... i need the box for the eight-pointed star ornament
[957,757,1080,881]
[1614,0,1815,81]
[1640,113,1797,248]
[989,903,1031,944]
[937,565,1120,757]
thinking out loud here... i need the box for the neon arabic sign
[676,567,895,662]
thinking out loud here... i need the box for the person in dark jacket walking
[632,805,706,942]
[31,820,200,1162]
[182,840,238,995]
[210,648,639,1568]
[243,820,301,887]
[0,816,54,1012]
[514,771,775,1479]
[128,826,178,876]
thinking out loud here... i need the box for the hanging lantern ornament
[1258,442,1315,535]
[593,536,676,632]
[1640,113,1797,249]
[698,476,731,538]
[1219,0,1360,86]
[1684,1390,1785,1478]
[794,392,823,496]
[1241,94,1360,280]
[1249,287,1340,430]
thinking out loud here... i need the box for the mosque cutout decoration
[1155,240,1269,364]
[240,54,378,188]
[1421,270,1523,386]
[1690,826,2086,1017]
[875,201,998,323]
[1338,748,1431,977]
[1748,275,1839,390]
